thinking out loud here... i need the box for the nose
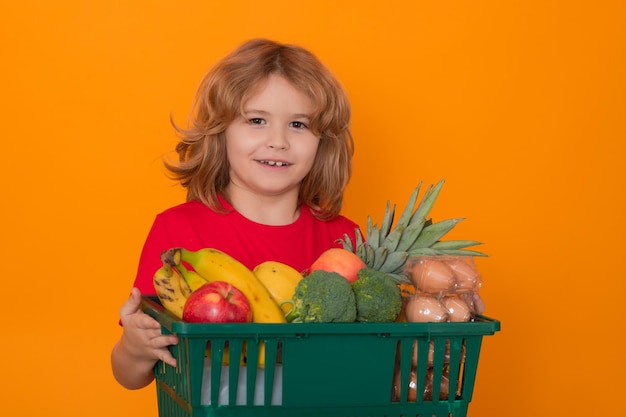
[266,125,289,150]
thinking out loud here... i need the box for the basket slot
[394,338,414,404]
[430,337,450,402]
[456,336,484,401]
[227,339,244,406]
[447,337,464,401]
[261,339,279,405]
[189,336,211,408]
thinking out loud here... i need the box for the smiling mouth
[259,160,290,167]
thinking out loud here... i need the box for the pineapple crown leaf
[409,217,465,249]
[429,240,483,251]
[410,179,445,225]
[338,233,354,252]
[366,216,380,249]
[379,200,395,239]
[396,182,422,230]
[394,218,426,252]
[355,227,364,248]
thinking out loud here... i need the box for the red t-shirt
[133,198,361,295]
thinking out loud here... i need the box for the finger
[151,333,178,349]
[152,335,178,367]
[137,313,163,330]
[473,292,486,315]
[119,287,142,319]
[158,350,177,368]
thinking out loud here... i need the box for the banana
[172,260,209,292]
[252,261,303,314]
[162,247,286,324]
[153,263,190,319]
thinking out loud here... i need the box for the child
[111,38,361,389]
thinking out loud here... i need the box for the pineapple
[339,179,486,284]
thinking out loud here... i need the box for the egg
[412,339,454,368]
[392,365,418,402]
[410,258,456,295]
[448,258,482,293]
[443,295,472,322]
[407,368,418,402]
[423,367,451,401]
[404,295,449,323]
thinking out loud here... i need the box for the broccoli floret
[284,270,357,323]
[352,267,402,322]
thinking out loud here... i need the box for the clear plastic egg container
[401,256,483,323]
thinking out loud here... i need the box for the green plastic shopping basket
[142,296,500,417]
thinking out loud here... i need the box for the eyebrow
[244,109,311,119]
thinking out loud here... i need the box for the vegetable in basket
[351,267,402,322]
[283,270,357,323]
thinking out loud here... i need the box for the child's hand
[473,292,486,315]
[119,287,178,368]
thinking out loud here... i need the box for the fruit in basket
[153,263,192,319]
[170,260,209,292]
[308,248,366,283]
[338,179,486,284]
[253,261,303,314]
[283,270,357,323]
[182,281,252,323]
[351,267,402,322]
[162,247,286,323]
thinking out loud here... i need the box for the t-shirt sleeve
[132,215,171,296]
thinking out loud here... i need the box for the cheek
[296,135,321,161]
[225,130,256,160]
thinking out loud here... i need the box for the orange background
[1,1,625,416]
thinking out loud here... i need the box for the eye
[249,118,266,125]
[290,121,309,129]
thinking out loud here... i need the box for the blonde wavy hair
[164,38,354,220]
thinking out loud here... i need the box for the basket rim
[141,296,501,338]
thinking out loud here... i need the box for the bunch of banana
[161,247,286,324]
[252,261,303,314]
[153,263,192,320]
[339,179,487,284]
[157,248,296,368]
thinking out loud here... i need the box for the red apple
[183,281,252,323]
[308,248,366,283]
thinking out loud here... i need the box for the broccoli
[352,267,402,322]
[284,270,357,323]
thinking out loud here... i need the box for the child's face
[225,74,320,199]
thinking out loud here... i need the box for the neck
[225,186,301,226]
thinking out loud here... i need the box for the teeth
[262,160,289,167]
